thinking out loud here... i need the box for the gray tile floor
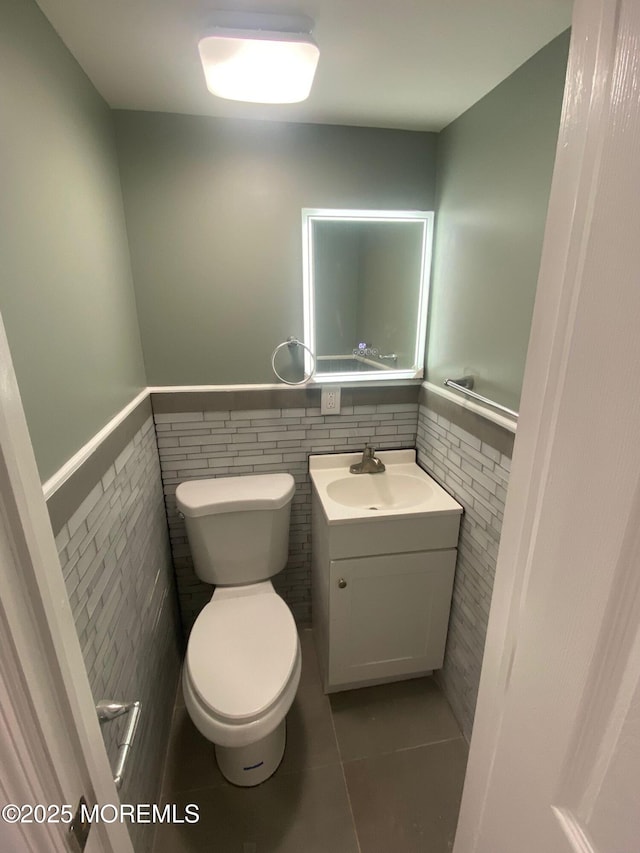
[153,629,467,853]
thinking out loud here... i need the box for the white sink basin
[309,449,462,524]
[326,473,434,510]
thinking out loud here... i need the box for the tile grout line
[394,734,465,754]
[156,675,184,809]
[327,703,363,853]
[152,695,178,852]
[339,734,466,767]
[305,629,362,851]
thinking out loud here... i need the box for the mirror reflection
[303,210,433,381]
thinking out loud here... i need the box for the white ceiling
[36,0,572,132]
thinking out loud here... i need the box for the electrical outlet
[321,385,341,415]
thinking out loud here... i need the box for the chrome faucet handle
[350,444,385,474]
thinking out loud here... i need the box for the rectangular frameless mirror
[302,209,434,382]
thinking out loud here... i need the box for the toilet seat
[186,592,299,725]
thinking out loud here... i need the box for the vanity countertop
[309,449,462,524]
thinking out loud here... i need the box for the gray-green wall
[427,31,570,412]
[0,0,146,481]
[114,112,437,385]
[0,1,568,478]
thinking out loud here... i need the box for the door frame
[454,0,635,847]
[0,313,133,853]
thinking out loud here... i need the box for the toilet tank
[175,474,295,586]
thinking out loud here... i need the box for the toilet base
[215,719,286,786]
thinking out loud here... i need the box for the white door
[455,0,640,850]
[0,314,133,853]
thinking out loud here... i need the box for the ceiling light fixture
[198,13,320,105]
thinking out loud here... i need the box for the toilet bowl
[176,473,299,786]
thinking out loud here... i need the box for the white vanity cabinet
[309,450,462,693]
[327,549,457,688]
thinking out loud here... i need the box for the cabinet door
[328,550,456,688]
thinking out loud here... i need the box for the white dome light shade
[198,30,320,104]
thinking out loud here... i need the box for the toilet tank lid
[176,473,295,517]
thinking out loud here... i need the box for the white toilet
[175,473,301,787]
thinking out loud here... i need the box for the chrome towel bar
[444,377,519,420]
[96,700,142,791]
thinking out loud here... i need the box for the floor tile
[278,679,341,775]
[330,676,462,761]
[162,631,339,797]
[154,763,360,853]
[297,627,322,692]
[344,738,468,853]
[157,630,468,853]
[161,705,223,797]
[174,678,185,708]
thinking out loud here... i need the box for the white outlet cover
[321,386,341,415]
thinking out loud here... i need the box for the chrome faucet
[349,444,386,474]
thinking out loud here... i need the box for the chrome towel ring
[271,337,316,385]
